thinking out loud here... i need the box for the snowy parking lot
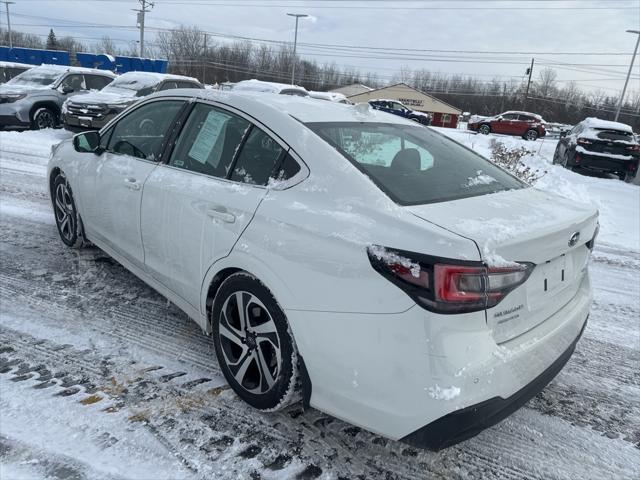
[0,127,638,479]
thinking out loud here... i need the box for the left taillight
[367,245,533,314]
[577,137,593,146]
[626,144,640,152]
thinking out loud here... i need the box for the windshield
[7,68,61,87]
[104,76,157,97]
[306,122,525,205]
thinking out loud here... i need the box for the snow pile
[427,384,461,400]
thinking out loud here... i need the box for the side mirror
[496,115,503,121]
[60,85,74,94]
[73,131,102,154]
[560,130,568,138]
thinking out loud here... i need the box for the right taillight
[367,245,533,314]
[586,222,600,250]
[626,145,640,152]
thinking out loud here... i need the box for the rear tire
[212,272,299,411]
[524,129,538,141]
[478,124,491,135]
[52,173,87,248]
[31,107,58,130]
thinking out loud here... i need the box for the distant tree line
[2,26,638,129]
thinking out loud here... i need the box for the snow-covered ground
[0,128,638,479]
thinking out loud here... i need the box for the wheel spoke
[219,322,245,348]
[235,292,247,331]
[255,345,276,389]
[252,318,277,336]
[231,350,255,386]
[60,215,70,236]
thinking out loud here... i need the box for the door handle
[206,208,235,223]
[123,178,141,191]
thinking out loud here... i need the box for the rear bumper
[574,152,639,175]
[401,316,587,450]
[287,272,592,447]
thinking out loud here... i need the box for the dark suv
[553,117,639,182]
[468,111,546,140]
[62,71,203,131]
[369,99,431,125]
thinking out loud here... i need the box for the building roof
[346,83,462,115]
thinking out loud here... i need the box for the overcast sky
[6,0,640,97]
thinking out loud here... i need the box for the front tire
[31,107,58,130]
[478,124,491,135]
[52,174,87,248]
[212,272,299,411]
[524,129,538,141]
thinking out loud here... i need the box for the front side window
[168,103,250,178]
[107,100,184,161]
[230,127,285,185]
[159,81,179,91]
[307,122,524,205]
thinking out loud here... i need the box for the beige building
[345,83,462,128]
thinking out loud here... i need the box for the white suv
[48,90,597,449]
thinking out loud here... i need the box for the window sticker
[188,111,229,164]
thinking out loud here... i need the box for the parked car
[0,65,116,130]
[0,61,33,84]
[233,79,309,97]
[369,99,431,125]
[62,71,203,131]
[468,110,546,140]
[49,90,597,450]
[308,90,350,103]
[553,117,639,182]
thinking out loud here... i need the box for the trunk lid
[408,187,598,343]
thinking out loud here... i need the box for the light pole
[614,29,640,122]
[3,1,15,49]
[287,13,308,85]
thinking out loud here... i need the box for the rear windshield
[306,122,524,205]
[594,129,634,142]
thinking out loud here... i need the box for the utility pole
[202,33,207,85]
[3,1,15,48]
[614,29,640,122]
[524,58,534,109]
[286,13,308,85]
[133,0,154,58]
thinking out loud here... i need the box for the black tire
[552,147,560,164]
[31,107,58,130]
[212,272,299,411]
[52,173,87,248]
[478,124,491,135]
[619,172,635,183]
[524,129,538,141]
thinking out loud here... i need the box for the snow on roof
[0,61,34,69]
[114,71,199,83]
[22,64,116,77]
[153,89,418,126]
[581,117,633,133]
[502,110,543,119]
[233,79,308,95]
[308,91,348,102]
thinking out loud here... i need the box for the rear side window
[178,81,200,89]
[86,75,112,90]
[168,103,250,178]
[230,127,285,185]
[307,122,524,205]
[159,81,179,91]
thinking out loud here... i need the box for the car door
[140,102,288,309]
[491,113,513,134]
[77,99,186,269]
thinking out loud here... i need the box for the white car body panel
[47,89,597,446]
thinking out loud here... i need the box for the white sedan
[48,89,598,449]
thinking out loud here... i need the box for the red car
[468,111,546,141]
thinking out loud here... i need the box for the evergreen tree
[46,29,58,49]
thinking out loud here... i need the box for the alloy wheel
[218,291,282,395]
[479,125,490,135]
[526,130,538,141]
[54,182,76,243]
[35,110,56,129]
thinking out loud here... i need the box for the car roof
[26,64,117,77]
[579,117,633,133]
[151,89,417,125]
[233,79,308,94]
[115,71,200,83]
[0,61,34,69]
